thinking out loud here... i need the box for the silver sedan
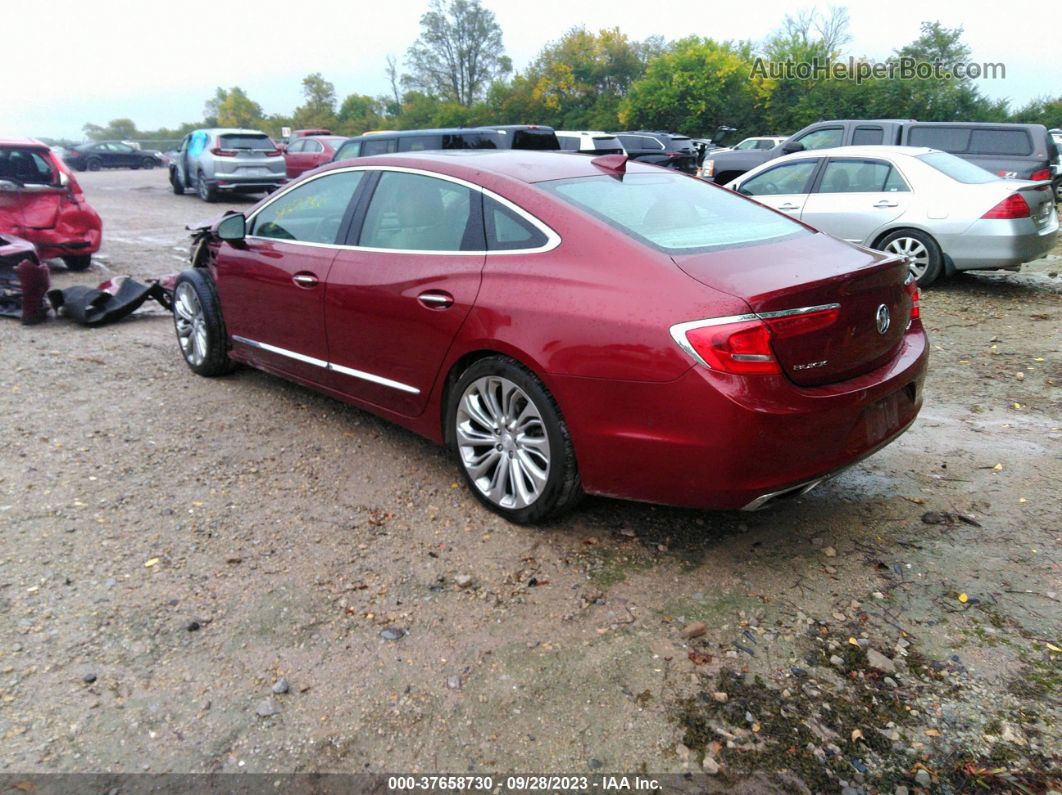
[725,146,1058,286]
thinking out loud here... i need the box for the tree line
[75,2,1060,147]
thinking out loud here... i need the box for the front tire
[173,270,234,377]
[141,157,156,170]
[170,169,185,194]
[196,171,217,203]
[86,157,102,172]
[447,357,581,524]
[877,229,943,288]
[62,255,92,271]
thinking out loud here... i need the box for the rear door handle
[873,200,898,208]
[417,290,454,309]
[778,203,800,210]
[292,272,319,288]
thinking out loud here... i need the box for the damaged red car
[172,151,927,523]
[0,138,102,270]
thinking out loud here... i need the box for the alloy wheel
[884,236,930,281]
[456,376,551,510]
[197,175,210,201]
[174,283,208,367]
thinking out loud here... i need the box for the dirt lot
[1,168,1059,791]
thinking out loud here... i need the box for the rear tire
[172,270,234,377]
[446,356,581,524]
[141,157,156,170]
[196,171,217,203]
[877,229,943,288]
[86,157,102,172]
[62,255,92,271]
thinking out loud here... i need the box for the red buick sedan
[173,151,927,523]
[0,138,102,270]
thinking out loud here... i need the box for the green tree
[1010,95,1062,128]
[212,87,265,128]
[293,73,338,129]
[82,118,139,141]
[620,38,761,137]
[404,0,511,106]
[337,94,385,135]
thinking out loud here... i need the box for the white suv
[556,131,624,156]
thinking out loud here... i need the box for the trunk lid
[672,232,912,386]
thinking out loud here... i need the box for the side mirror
[781,141,805,154]
[216,213,246,241]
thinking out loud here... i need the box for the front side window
[543,172,808,254]
[795,127,843,150]
[287,140,305,153]
[740,160,819,196]
[361,138,398,156]
[0,148,57,185]
[251,171,363,244]
[756,140,777,150]
[818,159,898,193]
[334,140,362,160]
[734,139,758,150]
[359,171,478,251]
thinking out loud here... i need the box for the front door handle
[873,200,899,208]
[292,272,319,288]
[418,290,454,309]
[778,203,800,210]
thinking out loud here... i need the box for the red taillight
[266,150,282,157]
[981,193,1030,219]
[680,319,781,375]
[905,278,920,321]
[210,147,237,157]
[1029,168,1051,181]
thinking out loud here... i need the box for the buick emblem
[875,304,891,335]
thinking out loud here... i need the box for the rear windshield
[0,147,57,185]
[218,134,274,150]
[541,172,808,254]
[916,152,998,184]
[511,130,559,150]
[668,136,696,153]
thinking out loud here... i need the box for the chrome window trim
[231,335,420,395]
[669,303,842,369]
[243,165,561,256]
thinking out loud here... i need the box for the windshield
[917,152,998,184]
[541,172,809,253]
[218,134,274,151]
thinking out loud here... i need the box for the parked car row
[63,140,165,172]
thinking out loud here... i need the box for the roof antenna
[591,154,628,178]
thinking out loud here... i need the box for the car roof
[340,128,499,142]
[780,145,937,159]
[555,131,613,137]
[323,149,663,184]
[0,137,49,149]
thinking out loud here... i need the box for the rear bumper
[547,324,929,511]
[946,216,1058,270]
[210,175,285,192]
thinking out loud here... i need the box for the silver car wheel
[456,376,551,510]
[197,176,210,201]
[884,236,930,280]
[174,283,208,367]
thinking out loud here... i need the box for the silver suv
[169,128,285,202]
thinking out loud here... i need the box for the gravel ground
[1,169,1059,790]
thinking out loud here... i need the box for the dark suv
[703,119,1059,192]
[612,131,698,174]
[333,126,559,162]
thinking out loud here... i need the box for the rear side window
[852,126,884,146]
[218,134,274,151]
[251,171,363,244]
[907,126,971,152]
[443,133,498,149]
[544,172,808,253]
[969,129,1032,156]
[818,159,898,193]
[484,197,548,251]
[916,152,997,184]
[398,136,441,152]
[359,171,480,251]
[668,136,695,153]
[361,138,398,156]
[0,148,57,185]
[558,136,580,152]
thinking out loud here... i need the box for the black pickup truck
[702,120,1060,198]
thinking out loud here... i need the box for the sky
[5,0,1060,140]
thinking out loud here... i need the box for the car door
[799,157,911,242]
[113,143,137,167]
[284,139,306,178]
[324,168,486,416]
[213,170,366,385]
[735,159,821,217]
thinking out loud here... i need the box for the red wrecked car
[0,138,102,270]
[172,151,927,523]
